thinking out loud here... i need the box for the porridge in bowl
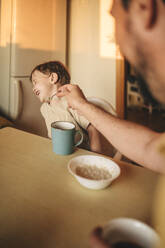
[68,155,120,190]
[76,164,112,180]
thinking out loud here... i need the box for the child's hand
[57,84,87,110]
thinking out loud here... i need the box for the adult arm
[57,84,165,173]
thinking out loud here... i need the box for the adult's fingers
[56,84,71,97]
[89,227,111,248]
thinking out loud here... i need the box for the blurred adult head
[111,0,165,104]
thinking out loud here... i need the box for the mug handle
[74,130,83,147]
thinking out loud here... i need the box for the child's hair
[30,61,71,85]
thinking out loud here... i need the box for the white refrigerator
[0,0,67,136]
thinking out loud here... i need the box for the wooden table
[0,127,160,248]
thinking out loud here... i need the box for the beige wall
[0,0,12,116]
[68,0,116,109]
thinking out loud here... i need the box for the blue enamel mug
[51,121,83,155]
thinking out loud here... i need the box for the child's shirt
[40,96,90,148]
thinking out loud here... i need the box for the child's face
[31,70,58,103]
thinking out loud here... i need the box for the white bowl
[68,155,120,190]
[102,218,160,248]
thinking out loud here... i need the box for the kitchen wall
[68,0,117,109]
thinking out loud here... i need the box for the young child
[30,61,103,153]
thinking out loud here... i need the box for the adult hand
[56,84,87,110]
[89,227,112,248]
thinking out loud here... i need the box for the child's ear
[50,73,58,84]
